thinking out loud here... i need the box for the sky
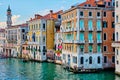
[0,0,85,28]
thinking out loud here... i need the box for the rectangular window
[80,45,84,52]
[97,12,100,17]
[79,20,84,29]
[103,33,107,40]
[89,45,93,52]
[73,56,77,64]
[97,45,101,52]
[80,11,84,17]
[113,48,115,52]
[97,20,101,30]
[116,49,119,55]
[108,2,111,6]
[116,15,118,23]
[113,33,115,41]
[117,60,119,64]
[43,36,45,43]
[112,56,115,63]
[97,32,101,40]
[43,23,45,30]
[103,12,106,17]
[63,54,66,60]
[89,12,92,17]
[80,32,84,41]
[88,32,93,40]
[112,22,115,28]
[80,57,84,64]
[88,20,93,30]
[104,56,107,63]
[103,21,107,28]
[116,1,118,7]
[103,46,107,52]
[112,12,115,17]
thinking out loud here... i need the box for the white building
[27,14,47,61]
[0,29,5,55]
[112,0,120,75]
[5,23,28,57]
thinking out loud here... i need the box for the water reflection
[0,59,119,80]
[115,75,120,80]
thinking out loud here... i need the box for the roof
[29,10,63,22]
[0,29,5,32]
[79,0,114,7]
[6,23,28,29]
[41,10,63,20]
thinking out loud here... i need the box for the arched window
[98,56,100,64]
[32,33,35,42]
[116,32,118,41]
[80,57,84,64]
[89,56,92,64]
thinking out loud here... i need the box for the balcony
[79,27,85,31]
[97,40,102,43]
[66,28,71,32]
[88,27,93,31]
[28,42,39,45]
[63,40,74,43]
[112,41,120,47]
[97,27,102,31]
[89,40,94,43]
[74,40,79,43]
[70,28,74,31]
[74,40,85,44]
[79,40,85,44]
[74,27,77,31]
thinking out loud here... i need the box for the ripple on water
[0,58,119,80]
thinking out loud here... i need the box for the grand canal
[0,58,120,80]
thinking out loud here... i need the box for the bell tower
[7,5,12,27]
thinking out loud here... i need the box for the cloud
[0,22,6,28]
[37,9,50,16]
[12,15,21,25]
[0,15,21,28]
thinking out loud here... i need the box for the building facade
[102,8,115,69]
[61,0,115,70]
[27,10,62,61]
[0,29,5,55]
[112,0,120,75]
[27,14,47,61]
[61,6,103,70]
[5,24,28,57]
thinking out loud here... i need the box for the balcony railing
[88,27,93,31]
[80,27,85,31]
[63,40,74,43]
[97,40,102,43]
[79,40,85,44]
[74,27,77,31]
[89,40,94,43]
[74,40,85,44]
[112,41,120,47]
[97,27,102,31]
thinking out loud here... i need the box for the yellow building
[27,10,62,61]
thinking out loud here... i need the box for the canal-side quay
[0,58,119,80]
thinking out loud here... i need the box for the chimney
[30,18,32,21]
[87,0,96,2]
[50,10,53,19]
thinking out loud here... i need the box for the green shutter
[88,32,92,40]
[97,20,101,29]
[97,33,101,40]
[80,32,84,41]
[97,45,101,52]
[80,20,84,29]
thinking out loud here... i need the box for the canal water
[0,58,120,80]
